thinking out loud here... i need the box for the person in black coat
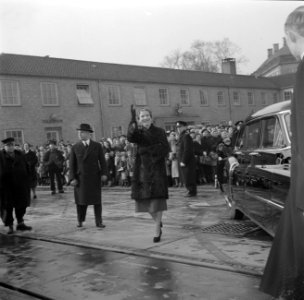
[176,121,197,197]
[23,142,38,199]
[260,6,304,299]
[127,106,170,243]
[0,137,32,234]
[43,140,65,195]
[69,123,108,228]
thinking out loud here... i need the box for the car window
[244,121,261,149]
[262,117,285,148]
[284,113,291,139]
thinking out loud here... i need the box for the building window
[5,130,23,145]
[76,84,94,105]
[107,85,121,105]
[45,127,62,142]
[199,90,208,106]
[159,88,169,106]
[0,80,20,106]
[134,87,146,106]
[284,90,293,101]
[273,92,278,103]
[111,125,123,137]
[232,91,240,106]
[217,91,225,106]
[261,92,267,106]
[180,89,190,106]
[248,92,254,106]
[41,82,58,106]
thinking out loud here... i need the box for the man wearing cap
[0,137,32,234]
[176,121,197,197]
[69,123,108,228]
[43,140,65,195]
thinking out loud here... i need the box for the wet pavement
[0,185,273,299]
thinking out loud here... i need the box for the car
[224,100,291,237]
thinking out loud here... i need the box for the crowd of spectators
[2,121,243,194]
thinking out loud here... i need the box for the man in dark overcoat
[176,121,197,197]
[69,123,108,228]
[43,140,65,195]
[260,6,304,299]
[0,137,32,234]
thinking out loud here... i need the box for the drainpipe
[97,80,105,137]
[227,87,232,122]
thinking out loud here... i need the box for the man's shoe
[16,223,32,231]
[7,225,14,235]
[77,222,83,228]
[96,223,106,228]
[59,190,64,194]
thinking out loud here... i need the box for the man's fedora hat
[77,123,94,133]
[2,137,15,145]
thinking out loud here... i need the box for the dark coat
[127,123,170,201]
[24,150,38,188]
[69,140,107,205]
[260,59,304,298]
[43,148,65,171]
[177,131,196,187]
[0,150,31,211]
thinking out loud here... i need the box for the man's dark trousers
[76,204,102,225]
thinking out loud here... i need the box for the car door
[249,115,290,236]
[231,120,262,214]
[241,119,272,223]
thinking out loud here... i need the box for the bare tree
[160,38,247,73]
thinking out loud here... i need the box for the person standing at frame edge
[260,6,304,299]
[127,105,170,243]
[69,123,108,228]
[0,137,32,234]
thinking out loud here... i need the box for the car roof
[248,100,291,121]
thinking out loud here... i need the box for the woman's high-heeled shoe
[153,229,162,243]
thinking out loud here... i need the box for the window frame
[217,91,225,106]
[159,88,169,106]
[283,89,293,101]
[0,80,21,106]
[111,125,123,138]
[247,91,255,106]
[107,85,121,106]
[76,84,94,105]
[199,89,209,106]
[41,82,59,106]
[133,87,147,106]
[232,91,241,106]
[261,92,267,106]
[5,130,24,145]
[180,88,190,106]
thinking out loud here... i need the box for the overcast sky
[0,0,302,75]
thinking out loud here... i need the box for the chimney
[283,37,287,47]
[273,43,279,53]
[267,48,273,58]
[221,58,236,75]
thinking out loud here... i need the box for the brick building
[0,53,295,146]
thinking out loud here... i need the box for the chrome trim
[245,191,284,210]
